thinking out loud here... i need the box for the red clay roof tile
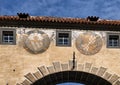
[0,16,120,26]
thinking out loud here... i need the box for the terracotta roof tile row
[0,16,120,26]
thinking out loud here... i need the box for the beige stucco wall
[0,27,120,85]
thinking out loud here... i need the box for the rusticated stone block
[103,72,112,80]
[109,74,120,84]
[33,71,43,80]
[53,62,61,72]
[84,62,92,72]
[78,64,84,71]
[69,60,77,70]
[47,66,55,74]
[21,79,31,85]
[61,63,68,71]
[114,80,120,85]
[38,66,49,76]
[25,73,36,83]
[97,67,107,77]
[91,67,98,74]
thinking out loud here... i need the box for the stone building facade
[0,14,120,85]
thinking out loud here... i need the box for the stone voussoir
[33,71,43,80]
[38,65,49,76]
[109,74,120,84]
[97,67,107,77]
[21,79,31,85]
[17,61,120,85]
[84,62,92,72]
[78,63,84,71]
[103,72,112,81]
[90,66,98,75]
[53,62,62,72]
[24,73,37,83]
[61,63,69,71]
[47,66,55,74]
[113,79,120,85]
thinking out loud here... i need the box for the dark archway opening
[32,71,112,85]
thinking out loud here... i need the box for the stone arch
[32,71,111,85]
[16,60,120,85]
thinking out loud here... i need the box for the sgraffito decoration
[76,32,103,55]
[23,30,50,54]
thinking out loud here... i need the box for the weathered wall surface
[0,27,120,85]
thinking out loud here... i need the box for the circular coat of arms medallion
[76,32,103,55]
[23,30,50,54]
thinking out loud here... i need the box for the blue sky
[0,0,120,20]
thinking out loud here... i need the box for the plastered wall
[0,27,119,85]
